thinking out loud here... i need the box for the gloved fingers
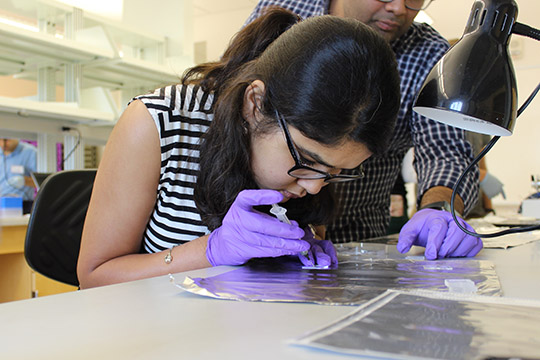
[396,222,420,254]
[438,225,464,258]
[396,208,481,259]
[226,189,305,237]
[298,250,315,267]
[443,220,482,258]
[208,234,310,266]
[234,236,311,262]
[397,209,437,253]
[437,236,460,258]
[290,220,300,228]
[424,218,448,260]
[297,243,332,267]
[231,210,305,239]
[311,243,332,267]
[316,239,338,266]
[461,221,483,257]
[234,189,284,209]
[462,219,477,234]
[252,234,310,253]
[259,223,305,243]
[438,219,475,257]
[466,237,484,257]
[446,235,482,257]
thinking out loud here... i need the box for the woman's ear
[242,80,266,126]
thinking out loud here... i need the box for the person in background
[77,8,402,288]
[246,0,483,260]
[0,138,37,214]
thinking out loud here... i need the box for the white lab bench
[0,240,539,360]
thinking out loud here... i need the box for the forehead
[289,126,372,169]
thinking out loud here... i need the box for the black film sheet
[292,290,540,359]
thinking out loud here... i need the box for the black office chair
[25,169,97,287]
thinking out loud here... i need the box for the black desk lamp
[413,0,540,237]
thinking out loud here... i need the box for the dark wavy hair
[187,7,400,231]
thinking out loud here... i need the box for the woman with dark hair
[77,7,400,289]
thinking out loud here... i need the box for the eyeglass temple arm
[274,110,302,162]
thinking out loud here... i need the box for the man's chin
[375,29,399,43]
[368,23,402,43]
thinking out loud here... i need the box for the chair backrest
[25,169,96,287]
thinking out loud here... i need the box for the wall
[123,0,194,60]
[193,5,254,62]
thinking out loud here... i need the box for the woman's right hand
[206,189,310,266]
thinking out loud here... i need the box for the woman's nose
[297,178,328,195]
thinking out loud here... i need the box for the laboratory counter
[0,241,539,359]
[0,216,78,302]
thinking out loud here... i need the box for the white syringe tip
[270,203,291,224]
[270,203,286,216]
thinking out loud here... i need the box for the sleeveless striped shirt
[134,84,214,253]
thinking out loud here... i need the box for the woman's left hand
[397,209,483,260]
[299,226,338,268]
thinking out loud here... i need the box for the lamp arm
[449,82,540,238]
[512,22,540,41]
[450,137,540,238]
[517,82,540,117]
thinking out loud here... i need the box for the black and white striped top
[134,84,214,253]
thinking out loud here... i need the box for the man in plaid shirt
[246,0,483,259]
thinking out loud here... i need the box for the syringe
[270,203,291,225]
[270,204,312,263]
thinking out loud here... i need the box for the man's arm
[420,186,464,215]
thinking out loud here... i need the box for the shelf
[0,22,114,72]
[0,19,188,89]
[13,56,187,90]
[0,96,115,125]
[83,57,187,89]
[0,0,194,170]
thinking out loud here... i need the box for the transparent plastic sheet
[292,289,540,360]
[173,243,502,305]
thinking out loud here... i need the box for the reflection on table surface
[176,242,502,305]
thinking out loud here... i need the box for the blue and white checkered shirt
[247,1,478,242]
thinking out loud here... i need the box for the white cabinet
[0,0,193,170]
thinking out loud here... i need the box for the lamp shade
[413,0,518,136]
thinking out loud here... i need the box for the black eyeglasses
[377,0,433,11]
[274,110,364,183]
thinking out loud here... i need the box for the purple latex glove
[397,209,483,260]
[206,189,309,266]
[299,227,338,268]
